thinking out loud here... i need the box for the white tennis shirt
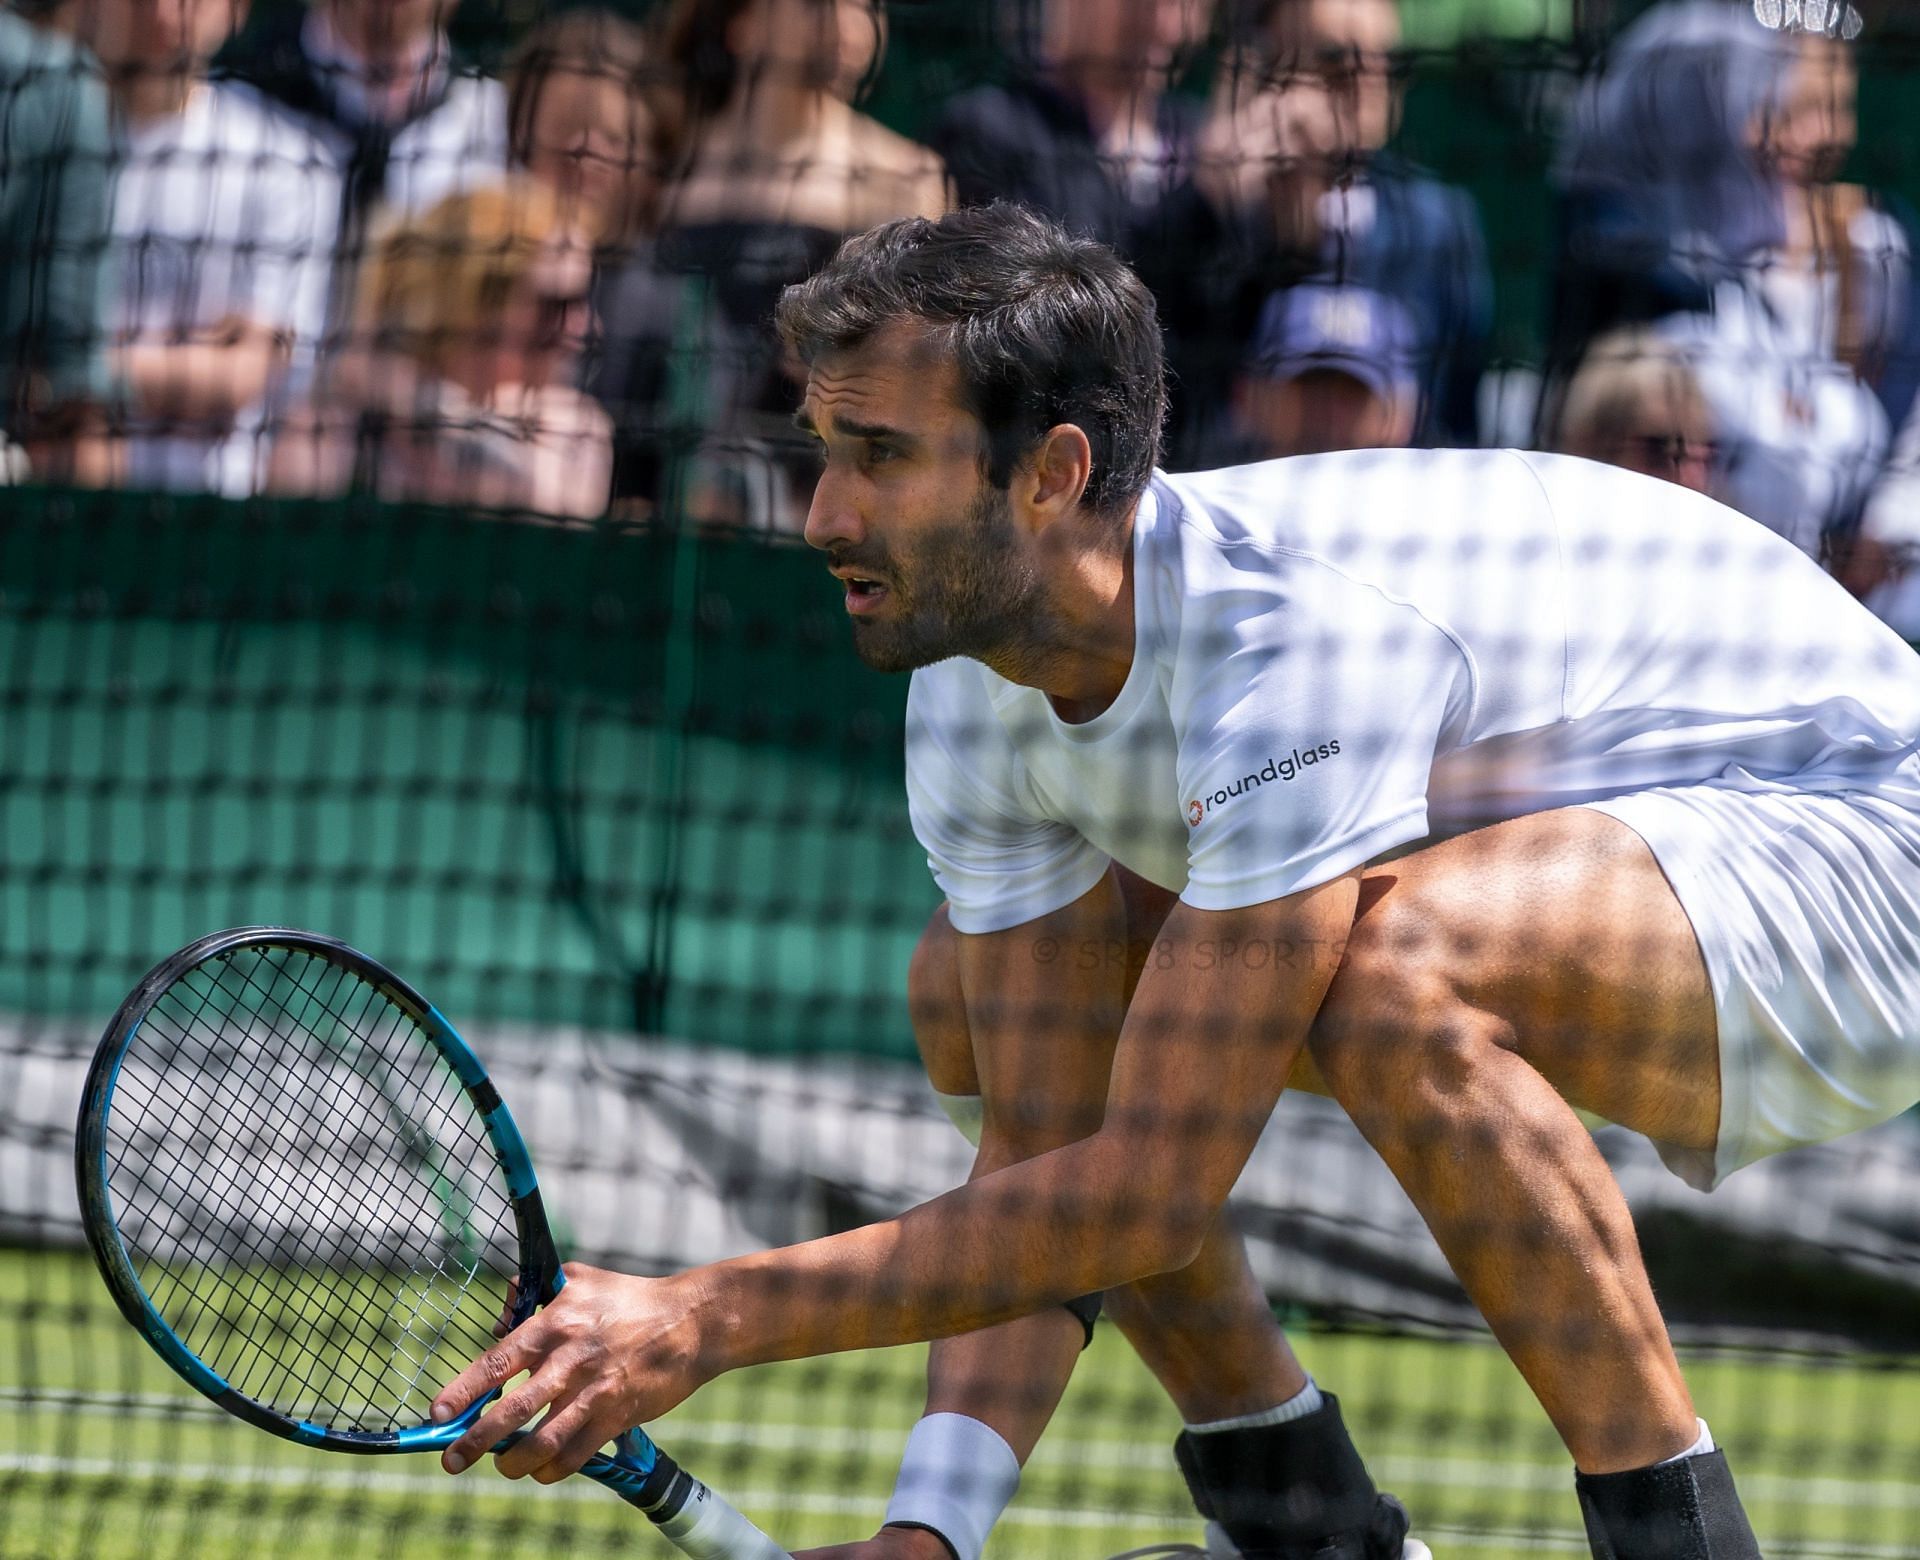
[112,81,337,496]
[906,450,1920,934]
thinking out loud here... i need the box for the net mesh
[3,0,1920,1556]
[97,941,518,1435]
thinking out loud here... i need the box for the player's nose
[803,470,865,552]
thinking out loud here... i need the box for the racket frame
[74,927,705,1520]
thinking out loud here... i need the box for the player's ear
[1022,423,1093,529]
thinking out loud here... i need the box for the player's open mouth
[841,576,890,615]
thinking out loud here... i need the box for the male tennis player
[433,204,1920,1560]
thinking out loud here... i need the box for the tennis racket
[75,926,788,1559]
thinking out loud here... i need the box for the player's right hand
[791,1526,957,1560]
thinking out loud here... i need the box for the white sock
[1652,1417,1716,1465]
[1184,1376,1326,1435]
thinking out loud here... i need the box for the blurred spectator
[1554,1,1783,380]
[653,0,948,528]
[1655,281,1885,555]
[505,7,675,250]
[1553,1,1900,556]
[1762,21,1918,429]
[660,0,946,234]
[219,0,508,238]
[1553,328,1718,496]
[1135,0,1491,461]
[929,0,1210,248]
[1553,2,1914,416]
[504,6,721,517]
[0,3,118,484]
[1219,282,1418,460]
[1841,401,1920,637]
[269,178,611,520]
[48,0,337,497]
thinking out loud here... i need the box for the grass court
[2,1247,1916,1559]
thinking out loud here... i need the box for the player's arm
[432,872,1359,1479]
[838,872,1132,1560]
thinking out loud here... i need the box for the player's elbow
[1138,1211,1211,1277]
[1079,1126,1218,1280]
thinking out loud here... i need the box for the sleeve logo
[1184,740,1343,827]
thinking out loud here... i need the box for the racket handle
[641,1452,790,1560]
[589,1441,788,1559]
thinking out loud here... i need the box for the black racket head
[75,928,561,1453]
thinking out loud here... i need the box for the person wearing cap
[1227,283,1419,461]
[1136,0,1490,463]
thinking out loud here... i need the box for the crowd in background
[3,0,1919,631]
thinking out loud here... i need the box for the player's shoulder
[1157,448,1550,562]
[1513,448,1801,556]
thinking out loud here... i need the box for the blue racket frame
[76,927,678,1512]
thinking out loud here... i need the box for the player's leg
[913,881,1419,1560]
[1304,807,1753,1556]
[906,899,1095,1451]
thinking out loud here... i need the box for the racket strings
[136,951,501,1422]
[103,944,518,1434]
[121,957,406,1385]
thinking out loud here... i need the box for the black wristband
[881,1521,961,1560]
[1062,1290,1103,1349]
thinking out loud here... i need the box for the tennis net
[5,2,1920,1555]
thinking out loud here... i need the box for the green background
[0,491,932,1055]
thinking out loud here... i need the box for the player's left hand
[431,1262,712,1483]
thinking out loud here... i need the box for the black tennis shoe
[1171,1394,1432,1560]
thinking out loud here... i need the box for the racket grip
[623,1448,789,1559]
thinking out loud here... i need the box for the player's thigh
[911,865,1328,1101]
[907,901,977,1096]
[1331,806,1719,1150]
[907,867,1173,1099]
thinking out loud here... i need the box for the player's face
[798,325,1048,674]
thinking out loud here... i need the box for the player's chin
[848,618,938,675]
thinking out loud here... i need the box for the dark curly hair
[776,202,1167,524]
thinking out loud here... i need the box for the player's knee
[1308,878,1499,1097]
[908,903,978,1097]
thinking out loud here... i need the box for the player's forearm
[686,1130,1199,1378]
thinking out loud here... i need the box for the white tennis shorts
[1586,775,1920,1190]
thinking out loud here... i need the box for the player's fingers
[493,1276,522,1339]
[503,1397,603,1485]
[431,1320,545,1428]
[440,1355,565,1474]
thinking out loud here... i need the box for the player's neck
[1005,520,1137,724]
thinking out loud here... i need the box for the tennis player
[433,204,1920,1560]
